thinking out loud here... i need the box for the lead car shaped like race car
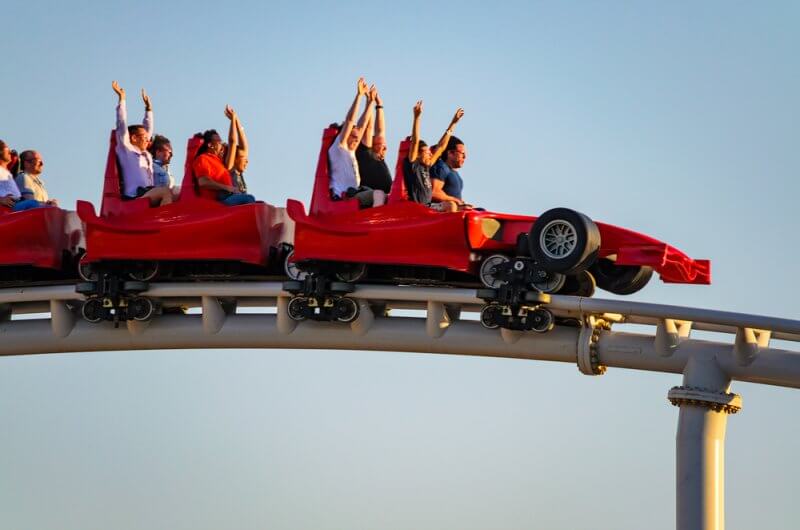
[283,127,710,331]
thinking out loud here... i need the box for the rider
[112,81,172,206]
[404,101,464,212]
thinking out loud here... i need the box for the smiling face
[234,151,249,173]
[346,126,362,150]
[206,133,224,157]
[371,136,387,159]
[129,126,151,151]
[419,145,433,166]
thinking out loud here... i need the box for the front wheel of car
[528,208,600,274]
[590,259,653,295]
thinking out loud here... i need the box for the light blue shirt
[0,167,21,199]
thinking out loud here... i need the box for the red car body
[288,128,710,285]
[77,133,288,268]
[0,205,82,273]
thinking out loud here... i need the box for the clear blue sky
[1,2,799,529]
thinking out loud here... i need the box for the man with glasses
[0,139,39,211]
[15,150,58,207]
[112,81,172,207]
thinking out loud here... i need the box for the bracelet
[376,105,383,109]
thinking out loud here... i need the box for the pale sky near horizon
[1,2,799,529]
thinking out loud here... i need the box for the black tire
[559,270,597,297]
[81,298,105,323]
[78,259,99,282]
[529,308,554,333]
[129,296,156,321]
[529,208,600,274]
[335,297,359,323]
[287,297,307,321]
[335,263,367,283]
[590,259,653,295]
[128,261,159,282]
[480,305,501,329]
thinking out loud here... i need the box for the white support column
[668,356,741,530]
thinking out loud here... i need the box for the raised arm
[112,80,131,147]
[141,88,154,136]
[360,86,378,148]
[224,105,239,171]
[408,100,423,162]
[338,77,369,148]
[375,90,386,139]
[235,110,248,155]
[430,108,464,164]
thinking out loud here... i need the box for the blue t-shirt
[430,159,463,200]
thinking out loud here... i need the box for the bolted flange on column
[668,386,742,414]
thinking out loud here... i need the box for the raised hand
[413,100,423,117]
[375,90,383,107]
[112,80,125,101]
[451,108,465,124]
[368,85,378,103]
[141,88,152,111]
[357,77,368,96]
[225,104,236,120]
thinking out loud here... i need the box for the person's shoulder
[430,159,448,180]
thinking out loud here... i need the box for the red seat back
[179,135,204,202]
[309,127,360,216]
[388,137,411,204]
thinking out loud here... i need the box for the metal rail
[2,281,799,530]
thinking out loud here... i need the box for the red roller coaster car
[75,133,291,322]
[0,204,83,285]
[283,127,710,328]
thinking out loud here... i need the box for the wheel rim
[335,264,367,283]
[130,297,155,321]
[81,299,103,323]
[78,259,98,282]
[480,305,501,329]
[532,272,566,293]
[284,251,307,281]
[336,298,359,323]
[539,220,578,260]
[129,262,159,282]
[479,255,510,289]
[288,297,307,321]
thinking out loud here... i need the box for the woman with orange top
[192,106,256,206]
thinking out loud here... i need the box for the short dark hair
[418,140,428,149]
[128,125,146,137]
[149,134,171,156]
[19,150,35,164]
[445,136,463,157]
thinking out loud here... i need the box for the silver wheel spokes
[479,254,510,289]
[540,220,577,260]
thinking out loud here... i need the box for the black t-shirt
[356,144,392,194]
[403,158,432,205]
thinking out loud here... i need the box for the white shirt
[15,172,49,202]
[115,100,154,197]
[0,166,21,199]
[328,137,360,197]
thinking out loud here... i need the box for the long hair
[195,129,219,158]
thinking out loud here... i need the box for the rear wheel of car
[590,259,653,295]
[479,254,510,289]
[284,250,308,281]
[529,208,600,274]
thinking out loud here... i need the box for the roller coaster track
[2,282,799,530]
